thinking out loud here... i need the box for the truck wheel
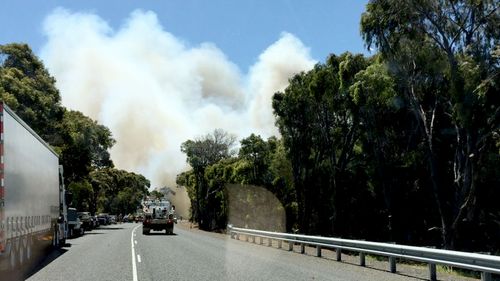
[52,228,58,248]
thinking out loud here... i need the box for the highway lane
[134,224,418,281]
[20,222,441,281]
[26,224,135,281]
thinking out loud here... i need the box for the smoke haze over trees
[0,43,150,215]
[40,9,316,189]
[1,0,498,254]
[177,0,499,253]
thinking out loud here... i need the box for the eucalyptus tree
[273,53,372,235]
[361,0,499,249]
[180,129,236,229]
[0,43,64,144]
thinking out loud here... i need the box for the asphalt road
[7,222,429,281]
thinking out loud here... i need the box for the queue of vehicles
[0,103,175,272]
[0,103,138,272]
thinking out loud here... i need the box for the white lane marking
[137,254,142,263]
[131,224,141,281]
[134,240,137,245]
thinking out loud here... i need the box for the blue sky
[0,0,369,71]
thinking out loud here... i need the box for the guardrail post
[481,272,492,281]
[360,252,365,266]
[231,226,499,279]
[389,257,396,273]
[428,263,436,281]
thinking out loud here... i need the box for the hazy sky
[0,1,372,188]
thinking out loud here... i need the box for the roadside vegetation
[1,0,498,254]
[178,0,500,254]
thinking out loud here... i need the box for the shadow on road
[82,232,105,235]
[0,243,71,281]
[97,227,125,230]
[0,246,70,281]
[142,232,178,236]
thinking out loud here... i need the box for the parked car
[128,214,135,222]
[78,211,92,230]
[135,215,144,223]
[91,215,99,228]
[109,215,117,224]
[68,208,85,237]
[97,213,109,225]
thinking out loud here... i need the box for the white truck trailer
[0,102,68,271]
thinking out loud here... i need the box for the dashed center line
[135,240,137,244]
[137,254,142,263]
[131,224,141,281]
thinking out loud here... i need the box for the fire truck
[141,198,175,235]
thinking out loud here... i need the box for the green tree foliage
[150,190,164,200]
[179,129,236,230]
[90,168,150,215]
[238,135,297,231]
[351,60,438,244]
[239,134,271,185]
[0,43,64,144]
[361,0,500,249]
[67,180,93,211]
[273,53,375,236]
[0,43,115,182]
[0,43,149,216]
[178,132,297,231]
[59,110,115,184]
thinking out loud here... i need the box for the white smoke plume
[41,8,316,189]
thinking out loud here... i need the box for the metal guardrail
[228,225,500,281]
